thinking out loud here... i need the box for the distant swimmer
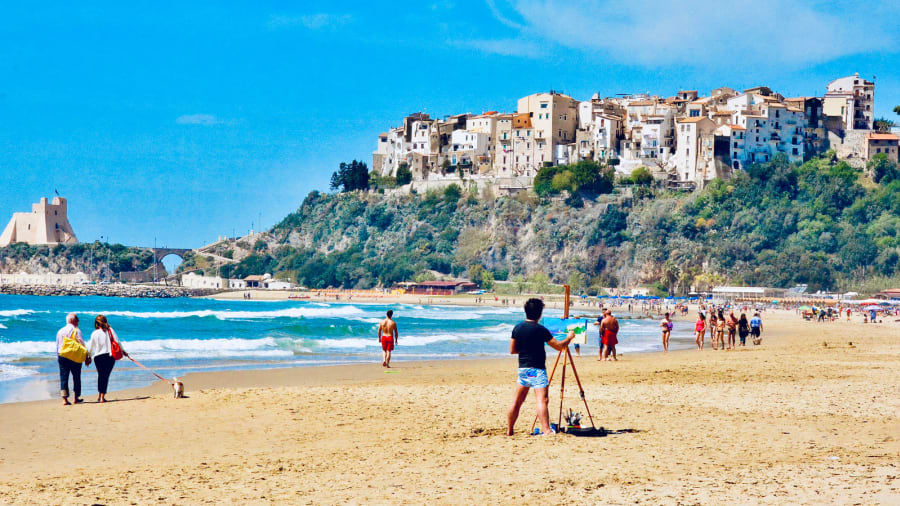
[378,310,399,368]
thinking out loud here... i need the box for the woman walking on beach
[694,312,706,350]
[715,315,726,350]
[660,312,672,352]
[87,315,127,403]
[737,313,750,347]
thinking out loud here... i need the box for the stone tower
[0,197,78,246]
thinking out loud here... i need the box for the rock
[0,284,219,298]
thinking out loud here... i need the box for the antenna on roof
[54,188,60,196]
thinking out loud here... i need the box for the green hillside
[215,153,900,294]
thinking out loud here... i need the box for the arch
[160,253,184,274]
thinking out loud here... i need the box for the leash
[127,356,173,385]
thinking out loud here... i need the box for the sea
[0,294,695,403]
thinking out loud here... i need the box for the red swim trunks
[602,329,618,347]
[380,336,394,351]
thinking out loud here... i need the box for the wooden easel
[531,285,596,433]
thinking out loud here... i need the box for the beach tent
[799,305,812,310]
[863,305,883,311]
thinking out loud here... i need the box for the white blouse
[88,328,124,358]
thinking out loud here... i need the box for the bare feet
[382,361,386,367]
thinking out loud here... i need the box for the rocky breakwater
[0,284,219,298]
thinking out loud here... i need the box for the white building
[675,117,717,185]
[0,271,89,285]
[824,73,874,131]
[181,272,226,289]
[731,103,805,169]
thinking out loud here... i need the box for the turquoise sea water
[0,294,694,403]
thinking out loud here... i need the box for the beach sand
[1,311,897,504]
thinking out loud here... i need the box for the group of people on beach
[692,309,763,350]
[56,313,126,405]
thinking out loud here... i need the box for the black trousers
[58,356,82,398]
[94,353,116,394]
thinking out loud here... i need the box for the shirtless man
[596,309,620,361]
[377,310,398,368]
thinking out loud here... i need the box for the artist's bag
[59,329,88,363]
[108,329,124,361]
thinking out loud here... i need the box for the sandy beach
[1,310,897,504]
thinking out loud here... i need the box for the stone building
[0,197,78,247]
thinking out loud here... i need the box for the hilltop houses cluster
[372,74,898,191]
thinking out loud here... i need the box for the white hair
[66,313,78,324]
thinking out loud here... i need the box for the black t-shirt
[512,321,553,369]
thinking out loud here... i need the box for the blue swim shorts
[517,367,549,388]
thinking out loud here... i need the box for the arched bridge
[150,248,193,263]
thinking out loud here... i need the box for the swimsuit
[602,329,618,347]
[380,335,394,351]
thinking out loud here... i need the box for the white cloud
[268,13,352,31]
[175,114,227,126]
[483,0,898,67]
[459,38,544,58]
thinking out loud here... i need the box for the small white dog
[172,377,185,399]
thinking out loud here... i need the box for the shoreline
[1,310,897,503]
[2,311,898,503]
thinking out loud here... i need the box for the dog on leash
[172,377,185,399]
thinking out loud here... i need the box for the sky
[1,0,899,249]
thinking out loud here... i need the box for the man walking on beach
[56,313,88,405]
[750,312,763,345]
[377,310,398,368]
[507,298,574,436]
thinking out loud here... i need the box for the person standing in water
[377,310,399,368]
[660,312,672,352]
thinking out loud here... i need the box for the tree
[894,105,900,116]
[874,118,895,133]
[330,160,370,192]
[629,167,654,186]
[396,163,413,185]
[443,183,462,203]
[867,154,899,184]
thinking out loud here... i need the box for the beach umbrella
[863,305,883,311]
[799,305,812,310]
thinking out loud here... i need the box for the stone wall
[0,284,219,298]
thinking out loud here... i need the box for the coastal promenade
[1,310,896,503]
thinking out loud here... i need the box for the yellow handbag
[59,329,87,363]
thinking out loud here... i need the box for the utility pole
[153,236,158,284]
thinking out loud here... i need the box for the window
[690,110,699,117]
[876,148,881,153]
[540,103,548,109]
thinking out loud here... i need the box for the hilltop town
[373,73,898,191]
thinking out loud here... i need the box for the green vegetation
[220,154,900,294]
[0,243,155,278]
[874,117,895,133]
[894,105,900,116]
[330,160,369,192]
[533,160,615,198]
[619,167,654,186]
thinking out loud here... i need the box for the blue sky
[1,0,898,248]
